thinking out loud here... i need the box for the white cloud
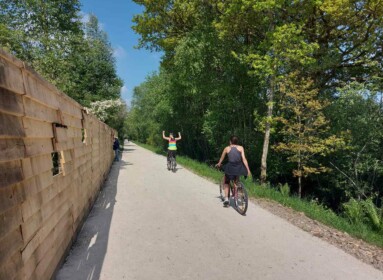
[120,85,128,95]
[79,12,90,24]
[114,45,127,59]
[78,12,105,30]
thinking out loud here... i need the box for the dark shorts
[224,174,239,184]
[167,150,176,160]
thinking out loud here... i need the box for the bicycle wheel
[171,157,176,172]
[234,182,248,215]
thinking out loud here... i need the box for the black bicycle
[167,152,177,172]
[219,174,248,215]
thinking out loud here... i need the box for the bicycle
[219,173,248,215]
[167,152,177,172]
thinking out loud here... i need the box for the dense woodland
[0,0,128,140]
[128,0,383,227]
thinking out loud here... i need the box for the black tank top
[228,146,242,163]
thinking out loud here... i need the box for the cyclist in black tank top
[216,136,251,206]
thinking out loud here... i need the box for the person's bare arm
[162,131,170,140]
[175,132,182,140]
[240,147,251,176]
[216,147,228,167]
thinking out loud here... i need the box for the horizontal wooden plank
[54,126,68,143]
[61,150,73,163]
[57,97,82,119]
[62,161,74,176]
[53,173,72,193]
[67,127,82,138]
[22,200,71,269]
[0,88,24,117]
[0,138,25,162]
[22,181,58,222]
[39,231,72,280]
[28,208,72,280]
[0,250,22,280]
[21,184,71,243]
[0,57,24,94]
[30,154,52,175]
[22,170,53,200]
[0,49,24,68]
[23,97,59,123]
[54,138,74,152]
[0,205,22,241]
[0,183,25,216]
[24,138,53,158]
[23,118,53,139]
[0,113,25,138]
[62,113,82,129]
[0,160,23,189]
[0,229,23,268]
[25,74,59,109]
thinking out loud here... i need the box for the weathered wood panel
[0,56,24,94]
[0,183,25,216]
[0,49,116,280]
[23,118,54,139]
[0,160,23,189]
[0,113,25,138]
[0,138,25,162]
[0,88,24,117]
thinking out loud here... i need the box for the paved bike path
[56,142,383,280]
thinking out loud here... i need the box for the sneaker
[223,198,229,207]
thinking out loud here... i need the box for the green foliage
[361,199,382,232]
[274,73,346,196]
[130,0,383,209]
[343,198,383,232]
[343,198,365,225]
[279,183,290,198]
[0,2,126,137]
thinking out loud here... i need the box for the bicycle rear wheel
[234,182,248,215]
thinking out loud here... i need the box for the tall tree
[274,73,344,197]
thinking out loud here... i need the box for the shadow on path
[55,146,132,280]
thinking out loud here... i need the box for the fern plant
[362,198,382,231]
[279,183,290,197]
[342,198,365,225]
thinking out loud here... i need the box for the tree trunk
[260,76,275,184]
[298,175,302,198]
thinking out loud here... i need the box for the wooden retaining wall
[0,49,116,280]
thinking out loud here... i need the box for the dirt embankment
[254,198,383,272]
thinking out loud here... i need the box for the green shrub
[342,198,365,225]
[279,183,290,197]
[362,198,382,231]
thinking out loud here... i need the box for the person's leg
[223,175,230,206]
[114,149,119,161]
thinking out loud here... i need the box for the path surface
[56,142,383,280]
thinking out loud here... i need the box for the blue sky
[80,0,161,105]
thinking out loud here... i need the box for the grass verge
[136,142,383,248]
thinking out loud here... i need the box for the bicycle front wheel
[171,157,176,172]
[235,182,248,215]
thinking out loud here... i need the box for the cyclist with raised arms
[162,131,181,167]
[216,136,251,207]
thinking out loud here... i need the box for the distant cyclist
[216,136,251,206]
[162,131,182,165]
